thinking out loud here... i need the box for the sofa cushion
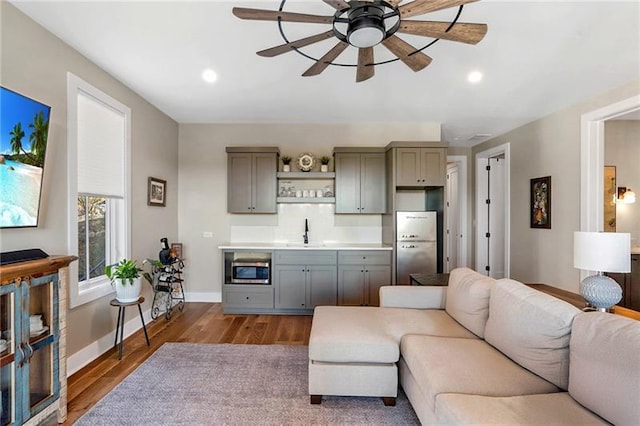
[445,267,495,338]
[400,334,559,413]
[309,306,476,364]
[484,279,580,389]
[435,393,609,425]
[569,312,640,426]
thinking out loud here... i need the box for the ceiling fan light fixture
[347,5,386,48]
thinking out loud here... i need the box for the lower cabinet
[274,251,337,312]
[221,249,392,313]
[223,286,274,310]
[608,253,640,311]
[274,265,337,309]
[337,251,392,307]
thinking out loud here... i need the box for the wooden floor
[63,303,313,425]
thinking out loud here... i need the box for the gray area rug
[76,343,419,425]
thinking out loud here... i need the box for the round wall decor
[297,153,316,172]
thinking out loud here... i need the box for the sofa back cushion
[569,312,640,426]
[484,279,580,390]
[445,267,495,338]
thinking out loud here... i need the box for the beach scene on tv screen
[0,87,50,228]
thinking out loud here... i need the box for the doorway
[475,144,511,278]
[580,95,640,280]
[445,155,468,271]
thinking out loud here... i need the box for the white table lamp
[573,232,631,312]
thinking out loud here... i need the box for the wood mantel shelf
[0,255,77,284]
[527,283,640,321]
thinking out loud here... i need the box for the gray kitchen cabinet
[337,251,392,306]
[226,147,278,213]
[274,251,337,311]
[396,147,446,187]
[223,286,274,310]
[334,149,386,214]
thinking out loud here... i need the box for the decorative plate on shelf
[297,153,316,172]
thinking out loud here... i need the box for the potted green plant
[320,156,331,172]
[105,259,144,303]
[282,156,292,172]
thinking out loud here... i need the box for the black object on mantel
[0,248,49,266]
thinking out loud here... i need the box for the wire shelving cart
[144,258,185,320]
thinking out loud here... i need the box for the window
[67,73,131,308]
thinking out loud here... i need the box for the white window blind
[77,91,125,198]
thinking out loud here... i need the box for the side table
[110,296,150,359]
[409,273,449,286]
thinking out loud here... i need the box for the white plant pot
[321,165,328,172]
[283,165,291,172]
[114,277,142,303]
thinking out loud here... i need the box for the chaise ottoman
[308,306,399,406]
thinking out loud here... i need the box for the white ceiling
[10,0,640,146]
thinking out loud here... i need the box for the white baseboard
[185,291,221,303]
[67,293,221,377]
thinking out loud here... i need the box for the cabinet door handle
[17,343,26,367]
[25,342,34,360]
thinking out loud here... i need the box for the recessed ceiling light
[467,71,483,83]
[202,68,217,84]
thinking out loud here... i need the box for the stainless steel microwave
[231,259,270,284]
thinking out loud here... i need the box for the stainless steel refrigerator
[396,211,437,284]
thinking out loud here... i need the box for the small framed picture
[148,177,166,207]
[171,243,183,259]
[530,176,551,229]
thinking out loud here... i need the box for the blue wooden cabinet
[0,256,75,426]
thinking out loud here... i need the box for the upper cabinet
[395,147,446,187]
[334,148,386,214]
[226,147,279,213]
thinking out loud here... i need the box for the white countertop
[218,242,393,251]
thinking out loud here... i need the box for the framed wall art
[530,176,551,229]
[148,177,166,207]
[171,243,183,259]
[604,165,616,232]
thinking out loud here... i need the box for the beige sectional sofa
[308,267,640,425]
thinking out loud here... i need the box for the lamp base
[579,273,622,311]
[582,305,614,313]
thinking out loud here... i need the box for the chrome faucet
[303,219,309,244]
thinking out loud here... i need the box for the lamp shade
[573,232,631,273]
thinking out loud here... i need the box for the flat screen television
[0,86,51,228]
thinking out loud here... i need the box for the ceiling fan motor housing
[346,2,387,48]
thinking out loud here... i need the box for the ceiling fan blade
[381,35,432,72]
[356,47,375,83]
[322,0,350,10]
[232,7,334,24]
[258,31,336,57]
[398,21,487,44]
[399,0,479,19]
[302,41,350,76]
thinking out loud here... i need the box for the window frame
[67,73,131,308]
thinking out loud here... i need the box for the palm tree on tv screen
[29,110,48,167]
[9,122,25,155]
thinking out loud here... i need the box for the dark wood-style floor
[64,303,313,425]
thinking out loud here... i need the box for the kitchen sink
[286,243,325,248]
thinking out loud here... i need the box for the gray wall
[0,3,179,357]
[472,80,640,292]
[177,123,441,300]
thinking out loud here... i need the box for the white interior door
[446,163,460,272]
[475,144,510,278]
[488,157,506,278]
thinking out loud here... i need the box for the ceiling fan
[232,0,488,82]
